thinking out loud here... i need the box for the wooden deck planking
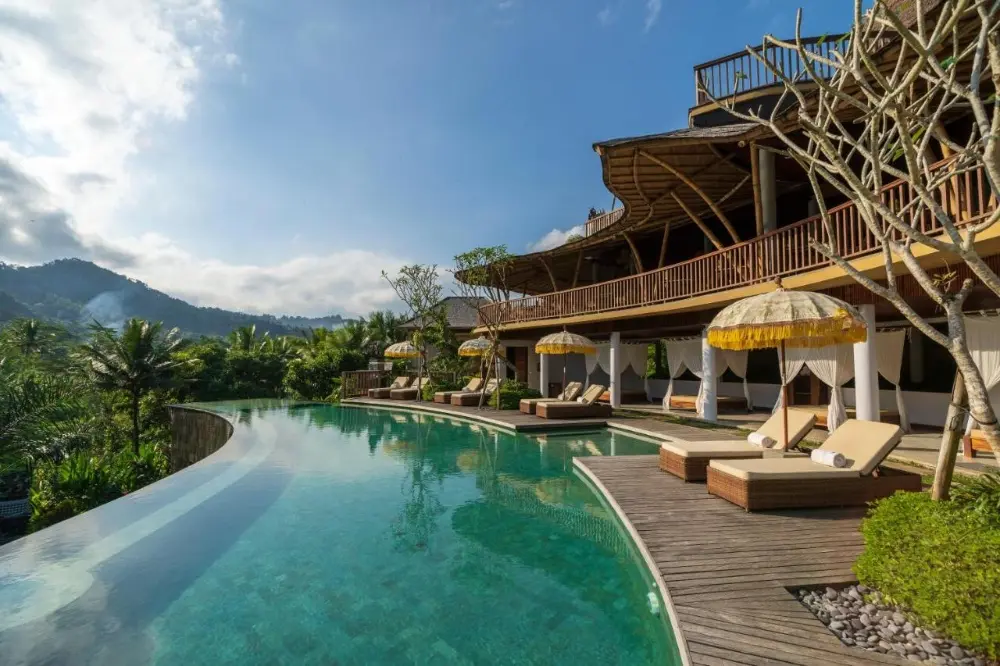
[343,397,609,431]
[576,455,904,666]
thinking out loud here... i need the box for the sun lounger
[668,394,749,413]
[368,376,411,399]
[389,378,427,400]
[963,428,994,458]
[536,384,612,419]
[658,409,817,481]
[434,378,483,404]
[706,420,922,511]
[519,382,583,414]
[451,379,499,406]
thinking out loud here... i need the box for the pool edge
[573,457,693,666]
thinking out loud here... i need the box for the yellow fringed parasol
[383,341,419,359]
[535,331,596,397]
[535,331,597,355]
[458,336,493,357]
[706,284,867,447]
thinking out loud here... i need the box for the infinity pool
[0,402,680,665]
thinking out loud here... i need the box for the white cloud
[122,234,408,316]
[0,0,413,317]
[528,225,585,253]
[644,0,662,31]
[597,6,614,25]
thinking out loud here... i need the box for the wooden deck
[342,397,609,432]
[576,455,904,666]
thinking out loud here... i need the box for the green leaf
[816,33,827,46]
[940,55,956,70]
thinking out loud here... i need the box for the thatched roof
[400,297,484,331]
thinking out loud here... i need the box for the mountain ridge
[0,259,348,337]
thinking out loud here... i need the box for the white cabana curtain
[964,316,1000,432]
[722,349,753,411]
[626,344,649,377]
[794,344,855,432]
[773,347,807,414]
[875,330,910,432]
[662,339,699,408]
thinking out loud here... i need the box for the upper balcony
[481,161,995,330]
[584,208,625,238]
[690,35,849,127]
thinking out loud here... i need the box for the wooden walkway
[342,397,609,431]
[576,456,905,666]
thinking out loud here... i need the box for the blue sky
[0,0,855,315]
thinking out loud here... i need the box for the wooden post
[538,258,559,292]
[657,220,671,268]
[781,339,789,449]
[750,142,764,237]
[932,371,968,501]
[640,150,741,245]
[571,251,584,289]
[623,232,644,273]
[671,193,725,250]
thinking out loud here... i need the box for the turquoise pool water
[0,402,680,665]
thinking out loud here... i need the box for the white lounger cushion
[755,408,817,450]
[709,457,862,481]
[817,420,903,475]
[661,440,762,459]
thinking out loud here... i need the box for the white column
[853,304,881,421]
[760,148,777,233]
[909,330,924,385]
[539,352,549,398]
[700,332,718,422]
[609,332,622,408]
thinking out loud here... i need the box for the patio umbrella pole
[781,339,789,450]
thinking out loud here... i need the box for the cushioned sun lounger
[658,408,818,481]
[451,379,499,406]
[668,394,749,412]
[706,420,922,511]
[536,384,612,419]
[368,376,411,399]
[389,377,427,400]
[519,382,583,414]
[434,377,483,404]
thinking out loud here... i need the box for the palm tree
[80,319,187,455]
[331,319,368,352]
[227,324,269,354]
[364,310,404,357]
[0,369,89,472]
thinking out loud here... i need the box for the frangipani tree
[382,265,443,401]
[452,246,516,408]
[701,0,1000,493]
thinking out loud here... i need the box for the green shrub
[855,492,1000,658]
[951,470,1000,527]
[421,377,464,401]
[30,452,121,530]
[491,380,541,410]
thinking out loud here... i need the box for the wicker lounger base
[519,399,561,414]
[434,391,468,404]
[368,388,394,399]
[706,466,923,511]
[452,393,491,407]
[389,389,419,400]
[658,448,713,482]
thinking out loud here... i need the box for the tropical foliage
[0,308,408,534]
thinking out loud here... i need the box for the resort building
[462,0,998,449]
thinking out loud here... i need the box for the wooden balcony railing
[341,370,386,398]
[483,161,995,328]
[584,208,625,237]
[694,35,849,105]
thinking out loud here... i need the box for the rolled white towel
[747,432,777,448]
[811,448,848,468]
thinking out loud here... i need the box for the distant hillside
[0,259,348,338]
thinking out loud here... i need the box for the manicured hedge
[491,380,541,410]
[854,492,1000,659]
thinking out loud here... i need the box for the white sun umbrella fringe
[536,331,597,396]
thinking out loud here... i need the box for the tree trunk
[131,390,141,456]
[478,349,496,410]
[952,347,1000,464]
[932,371,967,500]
